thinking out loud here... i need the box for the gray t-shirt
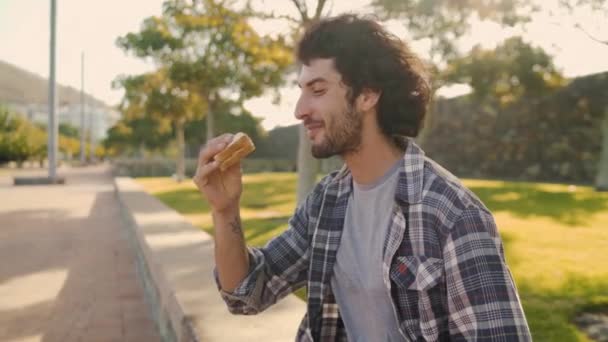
[330,160,405,341]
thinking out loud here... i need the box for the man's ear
[356,88,381,112]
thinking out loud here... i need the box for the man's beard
[311,104,363,159]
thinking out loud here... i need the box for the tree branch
[574,23,608,46]
[313,0,327,20]
[290,0,309,23]
[245,8,300,24]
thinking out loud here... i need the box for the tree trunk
[206,108,215,143]
[595,108,608,191]
[176,118,186,183]
[296,124,320,204]
[294,2,326,206]
[138,143,145,158]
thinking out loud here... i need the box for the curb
[113,177,306,342]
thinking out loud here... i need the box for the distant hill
[0,60,108,108]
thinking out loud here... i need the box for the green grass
[136,174,608,342]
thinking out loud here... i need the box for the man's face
[295,58,363,159]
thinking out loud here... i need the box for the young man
[194,14,531,342]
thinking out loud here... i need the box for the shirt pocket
[389,255,444,291]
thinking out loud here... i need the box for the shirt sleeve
[444,207,532,341]
[213,192,312,315]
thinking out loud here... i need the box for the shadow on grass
[469,183,608,226]
[516,273,608,342]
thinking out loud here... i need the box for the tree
[372,0,533,64]
[111,73,174,156]
[374,0,608,190]
[528,0,608,189]
[371,0,537,145]
[547,0,608,189]
[444,37,565,107]
[551,0,607,46]
[117,0,292,181]
[59,122,80,139]
[0,106,47,166]
[247,0,534,203]
[285,1,329,204]
[103,115,173,157]
[245,0,332,204]
[596,107,608,190]
[423,38,570,181]
[184,98,266,156]
[114,69,204,181]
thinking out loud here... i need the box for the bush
[111,158,295,177]
[0,106,47,165]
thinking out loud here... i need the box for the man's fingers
[198,142,225,167]
[194,159,221,187]
[198,134,234,166]
[194,133,236,189]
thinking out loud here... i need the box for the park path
[0,164,161,342]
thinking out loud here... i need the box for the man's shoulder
[312,170,341,194]
[298,170,342,216]
[420,157,491,224]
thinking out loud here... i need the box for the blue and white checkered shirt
[215,139,532,341]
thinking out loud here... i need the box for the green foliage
[371,0,534,70]
[103,114,173,156]
[184,99,266,153]
[0,106,97,164]
[253,124,299,161]
[58,122,80,138]
[114,69,205,129]
[113,0,294,166]
[116,0,292,112]
[424,72,608,184]
[111,157,294,177]
[444,37,566,107]
[0,105,46,164]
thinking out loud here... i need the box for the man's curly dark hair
[297,14,431,138]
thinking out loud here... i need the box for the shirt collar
[331,137,425,204]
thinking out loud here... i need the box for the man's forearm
[213,206,250,293]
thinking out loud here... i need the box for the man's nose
[294,95,312,121]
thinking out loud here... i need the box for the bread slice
[214,132,256,171]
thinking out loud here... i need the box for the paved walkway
[0,165,161,342]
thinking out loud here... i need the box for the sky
[0,0,607,130]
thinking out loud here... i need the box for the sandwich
[214,132,256,171]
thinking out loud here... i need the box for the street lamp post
[48,0,58,179]
[80,51,86,164]
[13,0,65,185]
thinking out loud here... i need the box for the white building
[8,102,119,142]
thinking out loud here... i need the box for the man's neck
[342,126,404,186]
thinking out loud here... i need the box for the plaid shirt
[216,139,531,341]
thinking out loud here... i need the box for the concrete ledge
[113,177,306,342]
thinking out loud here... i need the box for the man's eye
[313,89,326,96]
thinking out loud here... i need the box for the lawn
[136,173,608,342]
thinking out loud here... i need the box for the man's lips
[304,122,323,138]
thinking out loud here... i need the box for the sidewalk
[0,165,161,342]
